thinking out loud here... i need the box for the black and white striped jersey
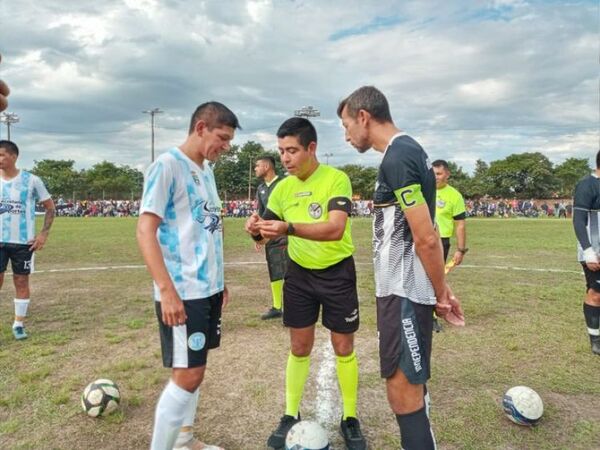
[372,133,437,305]
[573,174,600,261]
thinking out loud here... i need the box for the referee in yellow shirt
[432,160,468,265]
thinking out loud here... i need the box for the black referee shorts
[283,256,359,333]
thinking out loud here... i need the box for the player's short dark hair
[0,140,18,156]
[188,101,241,134]
[257,155,276,169]
[432,159,449,170]
[596,150,600,169]
[337,86,392,123]
[276,117,317,149]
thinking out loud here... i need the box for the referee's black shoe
[340,417,367,450]
[591,336,600,355]
[267,414,300,449]
[261,307,283,320]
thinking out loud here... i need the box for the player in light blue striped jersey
[0,140,55,340]
[137,102,240,450]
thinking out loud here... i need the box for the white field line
[2,261,582,276]
[313,337,338,428]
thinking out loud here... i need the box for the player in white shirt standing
[137,102,240,450]
[0,140,55,340]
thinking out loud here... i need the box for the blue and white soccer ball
[81,378,121,417]
[502,385,543,426]
[285,420,330,450]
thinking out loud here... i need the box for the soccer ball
[285,420,330,450]
[81,379,121,417]
[502,386,543,426]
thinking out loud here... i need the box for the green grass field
[0,217,598,450]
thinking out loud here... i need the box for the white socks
[14,298,29,328]
[151,381,195,450]
[174,388,200,447]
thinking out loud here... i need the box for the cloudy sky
[1,0,597,173]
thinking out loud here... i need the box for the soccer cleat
[591,336,600,355]
[340,417,367,450]
[173,437,224,450]
[267,414,300,449]
[12,326,28,340]
[261,307,283,320]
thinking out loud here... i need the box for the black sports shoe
[261,307,283,320]
[267,414,300,449]
[591,336,600,355]
[340,417,367,450]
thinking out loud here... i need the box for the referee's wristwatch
[457,247,469,254]
[286,222,296,236]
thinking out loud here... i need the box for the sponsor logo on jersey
[345,308,359,323]
[192,200,222,233]
[308,202,322,219]
[294,191,312,197]
[436,198,446,208]
[402,318,422,372]
[337,200,347,206]
[188,332,206,351]
[0,202,13,215]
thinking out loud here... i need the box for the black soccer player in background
[573,150,600,355]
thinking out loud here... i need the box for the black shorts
[441,238,450,263]
[283,256,359,333]
[0,243,34,275]
[582,263,600,293]
[377,295,433,384]
[155,292,223,368]
[265,238,288,282]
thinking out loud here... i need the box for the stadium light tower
[323,152,333,165]
[142,108,163,163]
[0,112,19,140]
[294,105,320,120]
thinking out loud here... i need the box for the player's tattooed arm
[29,198,56,251]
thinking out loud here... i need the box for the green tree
[468,159,491,198]
[338,164,378,199]
[446,161,471,197]
[554,157,591,196]
[487,152,557,199]
[30,159,83,198]
[84,161,143,199]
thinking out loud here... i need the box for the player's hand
[245,213,262,235]
[222,285,230,309]
[451,251,464,266]
[254,242,262,252]
[435,284,465,326]
[257,220,287,239]
[160,288,187,327]
[584,248,600,271]
[0,54,9,112]
[28,232,48,251]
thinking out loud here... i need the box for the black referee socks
[584,303,600,331]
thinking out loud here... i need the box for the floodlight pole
[142,108,163,163]
[0,112,20,140]
[323,152,333,165]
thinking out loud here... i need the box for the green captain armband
[394,184,426,209]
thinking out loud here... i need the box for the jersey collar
[384,132,406,153]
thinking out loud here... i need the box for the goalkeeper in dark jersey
[338,86,464,450]
[573,150,600,356]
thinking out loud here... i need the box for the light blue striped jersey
[0,170,51,245]
[140,148,224,301]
